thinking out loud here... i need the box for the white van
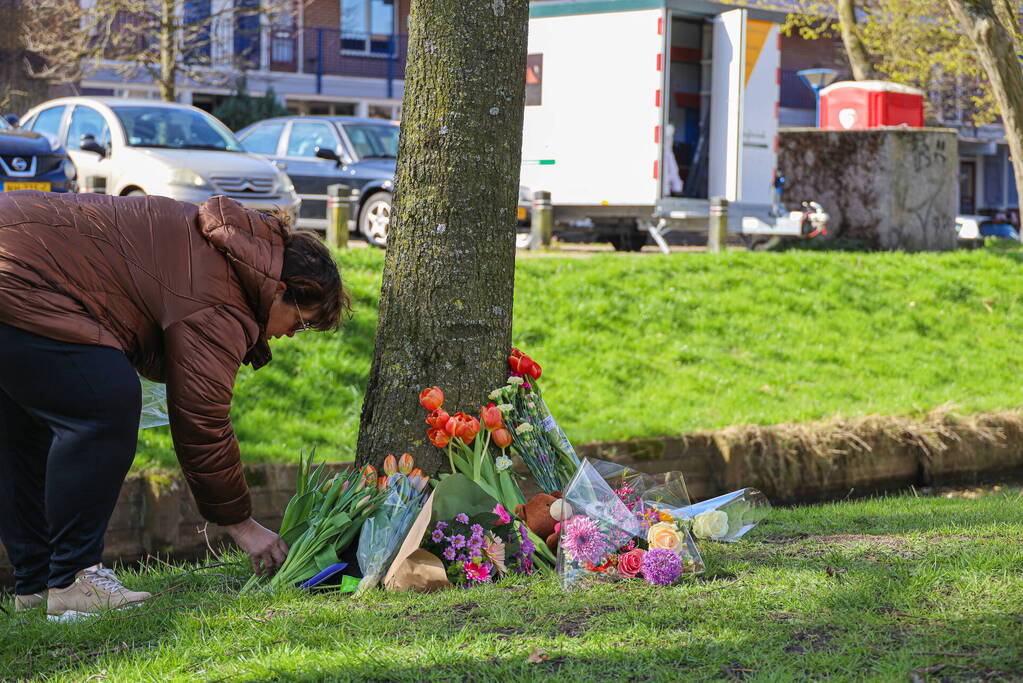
[20,98,300,216]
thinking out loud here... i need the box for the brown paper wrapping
[382,491,453,592]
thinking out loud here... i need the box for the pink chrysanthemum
[561,515,609,565]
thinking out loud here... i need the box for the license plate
[2,182,51,192]
[517,206,527,221]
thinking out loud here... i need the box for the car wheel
[359,191,392,248]
[126,189,146,196]
[609,231,647,252]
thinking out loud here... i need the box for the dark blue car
[0,116,76,194]
[237,116,397,247]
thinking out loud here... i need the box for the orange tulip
[444,411,469,437]
[383,454,398,476]
[460,416,482,445]
[480,403,503,431]
[426,408,450,430]
[492,427,513,449]
[398,453,414,474]
[419,386,444,411]
[428,427,450,448]
[377,476,388,491]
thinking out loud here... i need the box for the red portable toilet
[820,81,925,130]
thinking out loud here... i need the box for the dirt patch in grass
[784,629,836,654]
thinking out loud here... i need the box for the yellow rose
[692,510,729,540]
[647,521,682,552]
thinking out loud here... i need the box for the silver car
[20,97,300,217]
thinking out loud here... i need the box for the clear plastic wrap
[139,377,168,429]
[355,472,431,595]
[667,488,771,542]
[557,459,703,590]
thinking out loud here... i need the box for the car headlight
[275,170,295,194]
[62,159,76,181]
[167,168,210,189]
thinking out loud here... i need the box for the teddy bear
[515,491,573,553]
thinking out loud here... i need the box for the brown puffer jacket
[0,191,287,525]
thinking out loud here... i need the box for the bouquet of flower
[382,474,537,591]
[556,459,703,590]
[487,348,580,494]
[419,385,525,516]
[243,452,389,592]
[662,488,772,542]
[354,454,431,596]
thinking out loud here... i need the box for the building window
[234,0,262,68]
[341,0,395,55]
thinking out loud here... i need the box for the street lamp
[797,68,839,127]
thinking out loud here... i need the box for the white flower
[488,389,502,400]
[496,403,514,413]
[515,422,533,434]
[692,510,729,540]
[507,376,524,386]
[495,455,513,472]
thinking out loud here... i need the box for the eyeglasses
[292,301,315,333]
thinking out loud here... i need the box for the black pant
[0,322,140,594]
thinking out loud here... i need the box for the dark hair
[280,231,351,331]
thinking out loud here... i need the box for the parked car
[19,98,300,217]
[955,215,1020,247]
[238,115,533,248]
[237,115,397,246]
[0,115,76,194]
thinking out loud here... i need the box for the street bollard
[326,183,350,249]
[531,190,553,250]
[708,196,728,253]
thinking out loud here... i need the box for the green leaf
[314,547,340,572]
[431,474,499,523]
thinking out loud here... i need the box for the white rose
[692,510,729,540]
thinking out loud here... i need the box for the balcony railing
[270,27,408,97]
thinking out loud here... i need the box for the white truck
[520,0,825,251]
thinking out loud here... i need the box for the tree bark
[159,0,178,101]
[355,0,528,475]
[947,0,1023,217]
[837,0,876,80]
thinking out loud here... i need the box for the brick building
[80,0,410,120]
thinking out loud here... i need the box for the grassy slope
[3,490,1021,681]
[136,249,1023,469]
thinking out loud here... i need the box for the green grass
[4,490,1021,681]
[136,248,1023,469]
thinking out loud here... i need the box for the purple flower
[561,515,609,565]
[436,521,448,530]
[455,513,469,524]
[471,523,484,535]
[450,534,466,549]
[443,546,457,561]
[519,524,536,557]
[431,529,445,542]
[641,548,683,586]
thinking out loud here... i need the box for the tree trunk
[158,0,177,101]
[837,0,876,80]
[355,0,528,475]
[947,0,1023,219]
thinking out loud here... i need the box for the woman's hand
[225,518,289,576]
